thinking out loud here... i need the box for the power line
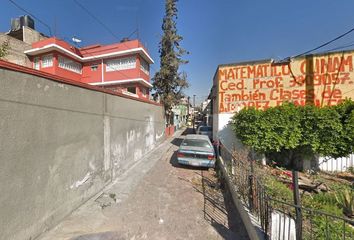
[127,28,138,39]
[72,0,120,40]
[323,40,354,52]
[71,0,153,86]
[8,0,52,36]
[72,0,141,52]
[342,88,354,95]
[292,26,354,58]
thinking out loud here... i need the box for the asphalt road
[38,128,249,240]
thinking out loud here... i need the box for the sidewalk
[38,128,248,240]
[38,129,183,240]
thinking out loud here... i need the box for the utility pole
[193,94,196,133]
[293,170,302,240]
[187,96,190,121]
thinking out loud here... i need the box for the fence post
[292,170,302,240]
[249,160,255,212]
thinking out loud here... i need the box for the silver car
[196,125,212,139]
[177,134,215,168]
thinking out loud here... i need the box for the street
[38,129,249,240]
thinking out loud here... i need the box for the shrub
[335,189,354,218]
[231,100,354,171]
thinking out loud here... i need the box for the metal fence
[219,142,354,240]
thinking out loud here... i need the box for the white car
[196,125,212,139]
[177,134,215,168]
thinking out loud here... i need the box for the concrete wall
[0,33,31,67]
[22,26,47,44]
[0,67,165,240]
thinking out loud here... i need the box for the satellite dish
[72,37,82,43]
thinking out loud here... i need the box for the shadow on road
[193,171,250,240]
[171,127,197,147]
[171,137,183,147]
[169,150,208,171]
[69,231,124,240]
[181,127,195,135]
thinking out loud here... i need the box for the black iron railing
[219,141,354,240]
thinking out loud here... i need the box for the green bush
[231,100,354,170]
[310,215,354,240]
[264,175,293,202]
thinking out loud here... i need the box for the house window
[127,87,136,94]
[58,55,82,74]
[140,59,149,75]
[106,57,136,72]
[41,54,53,68]
[91,65,98,71]
[141,88,147,97]
[33,57,40,70]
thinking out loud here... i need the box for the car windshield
[181,139,212,148]
[200,126,212,131]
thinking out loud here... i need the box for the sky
[1,0,354,105]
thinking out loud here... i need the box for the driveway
[38,128,249,240]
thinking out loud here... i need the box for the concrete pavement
[38,128,249,240]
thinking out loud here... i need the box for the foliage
[303,192,342,216]
[333,99,354,157]
[335,188,354,217]
[0,40,9,58]
[153,0,189,123]
[311,216,354,240]
[264,174,293,202]
[262,172,354,239]
[231,100,354,169]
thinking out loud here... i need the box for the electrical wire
[71,0,144,59]
[72,0,119,41]
[323,40,354,52]
[292,27,354,58]
[8,0,52,36]
[71,0,154,90]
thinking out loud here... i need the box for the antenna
[71,36,82,43]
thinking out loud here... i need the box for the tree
[231,100,354,170]
[0,40,9,59]
[153,0,189,126]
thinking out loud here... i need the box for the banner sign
[218,51,354,113]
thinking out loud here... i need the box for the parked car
[177,134,215,168]
[194,120,202,128]
[196,125,212,139]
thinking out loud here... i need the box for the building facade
[1,15,154,100]
[0,15,47,67]
[212,50,354,146]
[24,37,154,99]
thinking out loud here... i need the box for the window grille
[58,55,82,74]
[141,88,147,97]
[41,54,53,68]
[33,57,40,70]
[91,65,98,71]
[106,57,136,72]
[140,59,149,75]
[127,86,136,94]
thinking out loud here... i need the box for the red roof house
[24,37,154,99]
